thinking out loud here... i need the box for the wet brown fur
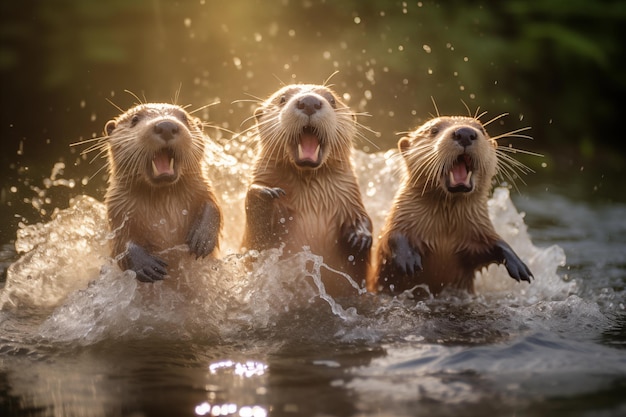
[242,84,372,296]
[103,103,222,278]
[369,115,531,295]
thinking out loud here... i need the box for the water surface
[1,146,624,417]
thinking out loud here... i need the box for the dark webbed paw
[257,186,286,200]
[342,216,373,253]
[495,240,533,282]
[389,232,422,276]
[126,242,168,282]
[187,202,221,258]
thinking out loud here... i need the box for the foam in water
[0,144,596,346]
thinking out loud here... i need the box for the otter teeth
[448,169,473,187]
[151,157,175,177]
[298,143,321,161]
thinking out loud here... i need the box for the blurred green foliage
[1,0,624,172]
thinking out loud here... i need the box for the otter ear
[253,107,264,121]
[104,120,117,136]
[398,137,411,155]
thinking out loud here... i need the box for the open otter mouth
[446,154,474,193]
[294,126,322,167]
[150,148,177,182]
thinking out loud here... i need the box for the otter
[242,84,372,296]
[102,103,222,282]
[369,115,532,295]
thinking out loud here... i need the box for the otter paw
[187,202,221,258]
[496,240,533,283]
[126,242,168,282]
[259,186,286,200]
[389,233,423,276]
[342,217,373,252]
[187,228,218,259]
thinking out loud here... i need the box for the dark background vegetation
[1,0,625,243]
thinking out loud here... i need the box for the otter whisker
[322,70,340,87]
[70,135,107,147]
[497,146,543,159]
[495,160,528,190]
[490,127,533,142]
[188,100,221,115]
[475,110,488,120]
[461,100,473,118]
[430,96,440,118]
[496,150,535,174]
[106,98,126,114]
[123,89,147,106]
[482,112,509,127]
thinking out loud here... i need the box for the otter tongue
[298,132,320,161]
[152,151,174,176]
[450,159,472,187]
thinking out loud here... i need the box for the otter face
[399,116,497,196]
[104,103,205,187]
[254,84,356,170]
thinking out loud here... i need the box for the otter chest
[132,198,195,250]
[280,188,342,254]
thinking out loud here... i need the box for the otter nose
[296,95,323,116]
[453,127,477,147]
[154,120,179,141]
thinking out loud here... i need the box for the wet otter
[242,84,372,296]
[102,103,222,282]
[369,115,532,295]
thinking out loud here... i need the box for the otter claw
[126,242,168,282]
[495,240,533,283]
[389,233,422,276]
[343,217,373,253]
[348,231,372,252]
[261,187,286,200]
[187,202,221,258]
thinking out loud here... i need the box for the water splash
[0,144,601,348]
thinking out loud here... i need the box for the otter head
[399,116,497,196]
[254,84,356,171]
[104,103,205,188]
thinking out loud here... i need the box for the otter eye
[177,111,189,125]
[279,95,287,105]
[130,114,141,127]
[324,93,337,108]
[430,127,439,136]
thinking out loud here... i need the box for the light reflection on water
[0,146,625,416]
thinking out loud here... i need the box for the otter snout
[296,94,323,116]
[453,127,478,148]
[154,120,180,142]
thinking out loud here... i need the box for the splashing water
[1,141,576,344]
[1,140,624,417]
